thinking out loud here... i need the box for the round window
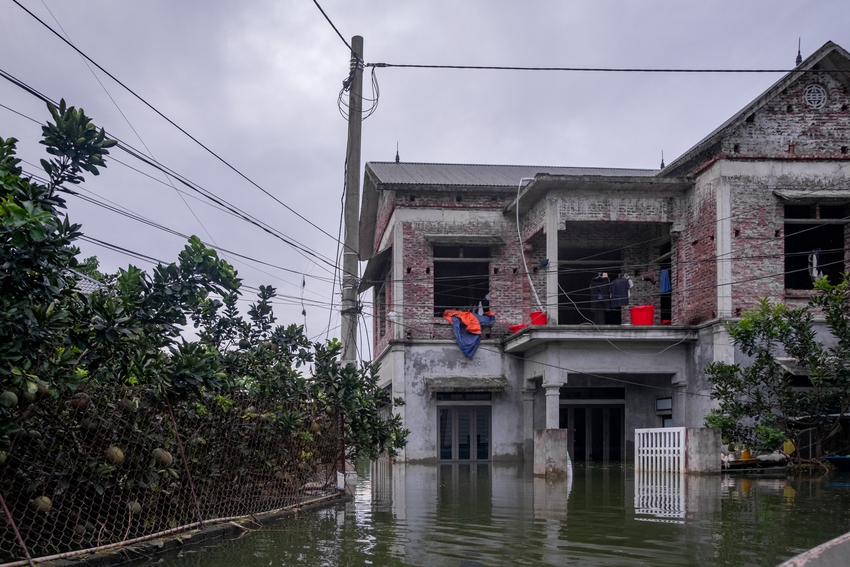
[803,84,828,109]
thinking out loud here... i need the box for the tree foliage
[705,280,850,459]
[0,100,407,461]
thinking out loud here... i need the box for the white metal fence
[635,427,686,474]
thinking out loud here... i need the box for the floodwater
[158,462,850,567]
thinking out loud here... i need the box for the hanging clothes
[609,276,631,308]
[589,274,611,325]
[443,310,496,358]
[808,249,821,281]
[660,269,671,293]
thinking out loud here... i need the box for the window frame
[783,202,848,290]
[432,245,491,317]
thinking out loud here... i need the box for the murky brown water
[157,462,850,567]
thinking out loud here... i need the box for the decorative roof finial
[796,38,802,67]
[395,142,400,163]
[660,150,665,170]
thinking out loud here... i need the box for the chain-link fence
[0,385,343,565]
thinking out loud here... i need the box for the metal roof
[67,269,107,295]
[367,162,659,188]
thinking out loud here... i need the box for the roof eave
[504,174,692,216]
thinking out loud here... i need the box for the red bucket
[530,311,548,325]
[630,305,655,326]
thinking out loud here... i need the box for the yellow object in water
[782,439,796,455]
[740,449,753,460]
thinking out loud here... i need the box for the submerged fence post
[165,398,204,528]
[0,492,35,567]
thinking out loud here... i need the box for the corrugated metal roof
[367,162,658,187]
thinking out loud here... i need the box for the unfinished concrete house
[358,41,850,464]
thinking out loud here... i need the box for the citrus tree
[705,279,850,460]
[1,100,407,460]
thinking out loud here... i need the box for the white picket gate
[635,427,686,474]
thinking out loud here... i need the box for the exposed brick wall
[398,191,506,209]
[558,193,677,223]
[677,176,718,325]
[725,72,850,157]
[728,177,784,315]
[398,207,527,340]
[367,189,529,349]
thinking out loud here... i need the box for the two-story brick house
[358,41,850,463]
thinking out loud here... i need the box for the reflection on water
[635,469,686,523]
[159,461,850,567]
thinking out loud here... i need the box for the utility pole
[340,36,363,365]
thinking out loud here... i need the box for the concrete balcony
[503,324,698,354]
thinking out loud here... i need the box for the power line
[76,234,335,309]
[35,0,224,260]
[57,184,336,288]
[11,0,355,254]
[1,97,358,296]
[367,62,848,74]
[310,0,354,53]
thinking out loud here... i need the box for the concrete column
[533,429,572,478]
[545,198,560,324]
[391,343,407,461]
[522,388,536,462]
[716,169,732,318]
[544,384,561,429]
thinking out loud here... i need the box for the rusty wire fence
[0,386,343,565]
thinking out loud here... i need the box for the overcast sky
[1,0,847,355]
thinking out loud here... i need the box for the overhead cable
[367,62,848,74]
[11,0,355,253]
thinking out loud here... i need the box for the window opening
[559,405,624,462]
[438,406,490,461]
[784,203,847,289]
[560,387,625,400]
[433,245,490,317]
[659,241,672,322]
[377,275,389,338]
[557,248,623,324]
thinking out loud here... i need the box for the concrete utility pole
[340,36,363,365]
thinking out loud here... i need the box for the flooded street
[159,462,850,567]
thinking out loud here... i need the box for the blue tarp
[447,312,495,358]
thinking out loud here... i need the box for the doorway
[438,406,491,461]
[559,405,625,462]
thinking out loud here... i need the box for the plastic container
[530,311,548,325]
[509,324,528,334]
[629,305,655,326]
